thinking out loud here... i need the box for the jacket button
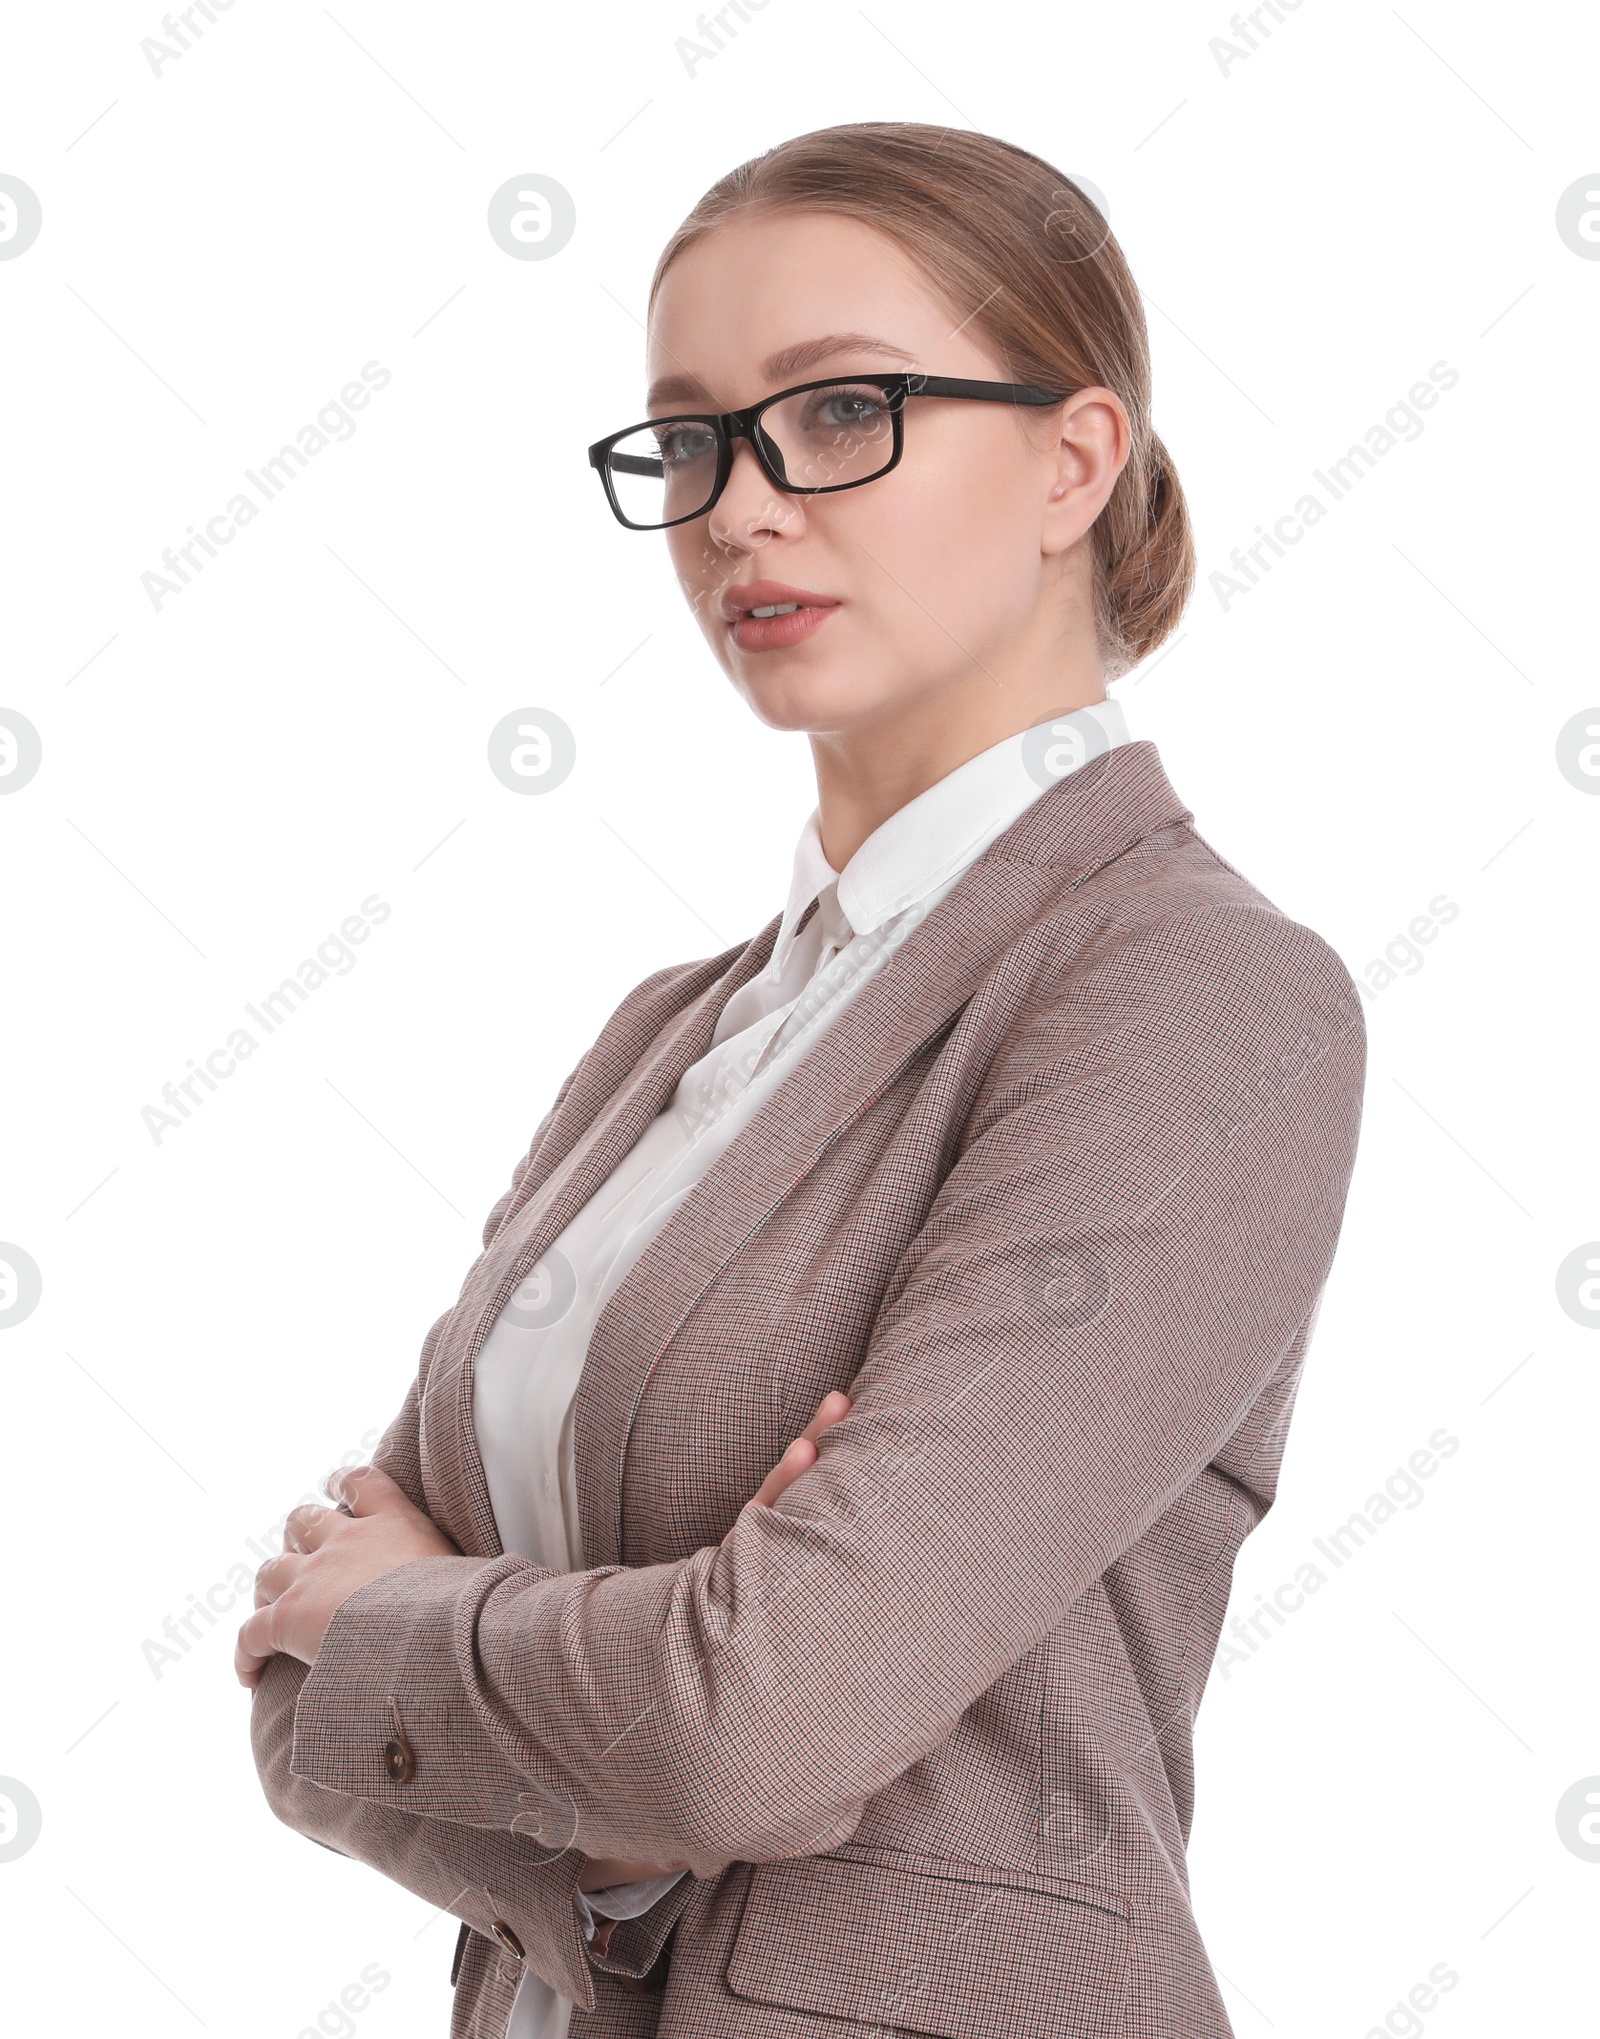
[491,1920,525,1960]
[383,1734,416,1783]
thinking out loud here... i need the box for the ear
[1041,388,1132,558]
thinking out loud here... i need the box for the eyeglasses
[586,372,1070,531]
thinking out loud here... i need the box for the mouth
[720,580,841,654]
[720,580,840,620]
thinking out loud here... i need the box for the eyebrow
[646,332,918,410]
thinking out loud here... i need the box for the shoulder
[1068,816,1357,1015]
[983,825,1366,1115]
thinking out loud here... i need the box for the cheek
[665,527,709,596]
[665,529,731,643]
[853,448,1036,628]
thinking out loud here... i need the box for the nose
[707,431,803,553]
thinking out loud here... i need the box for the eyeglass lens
[605,381,898,527]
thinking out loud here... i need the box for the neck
[808,654,1109,874]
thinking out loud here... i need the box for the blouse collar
[768,696,1131,980]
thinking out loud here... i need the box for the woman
[240,123,1366,2038]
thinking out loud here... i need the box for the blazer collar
[420,737,1191,1566]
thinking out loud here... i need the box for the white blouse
[473,697,1131,2038]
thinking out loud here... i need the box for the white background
[1,1,1596,2034]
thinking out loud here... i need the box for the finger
[253,1553,300,1609]
[235,1605,277,1687]
[791,1390,853,1449]
[747,1434,818,1513]
[746,1394,856,1513]
[331,1462,417,1519]
[283,1503,336,1555]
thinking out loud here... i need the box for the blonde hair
[648,121,1195,681]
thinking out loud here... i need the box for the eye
[801,385,887,432]
[654,421,717,465]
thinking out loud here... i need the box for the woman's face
[646,208,1127,739]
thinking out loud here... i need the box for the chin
[733,659,890,734]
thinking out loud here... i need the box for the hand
[744,1388,854,1513]
[576,1388,854,1909]
[234,1463,460,1690]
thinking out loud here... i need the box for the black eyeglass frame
[586,372,1071,531]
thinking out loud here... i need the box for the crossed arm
[239,1392,854,1885]
[244,1326,854,1993]
[249,908,1364,1887]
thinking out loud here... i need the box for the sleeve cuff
[573,1868,690,1938]
[290,1551,569,1832]
[583,1869,703,1985]
[254,1651,601,2010]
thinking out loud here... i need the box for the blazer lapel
[419,911,791,1558]
[421,739,1190,1567]
[570,740,1191,1568]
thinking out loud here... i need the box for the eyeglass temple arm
[906,374,1068,405]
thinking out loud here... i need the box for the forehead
[645,210,986,409]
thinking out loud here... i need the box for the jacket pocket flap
[725,1855,1129,2039]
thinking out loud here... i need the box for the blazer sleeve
[284,904,1367,1874]
[251,1650,609,2009]
[247,1058,616,2004]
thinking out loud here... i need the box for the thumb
[330,1462,418,1518]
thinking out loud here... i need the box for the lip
[719,580,841,622]
[720,579,842,656]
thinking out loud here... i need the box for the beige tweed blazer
[250,738,1366,2038]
